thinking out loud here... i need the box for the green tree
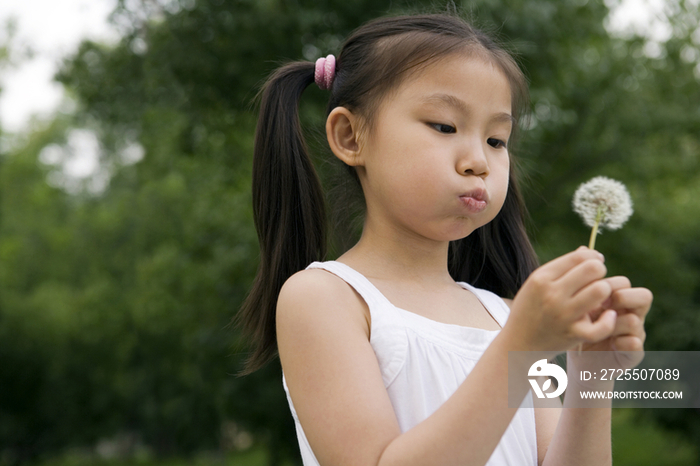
[0,0,698,465]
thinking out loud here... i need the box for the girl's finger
[610,313,645,339]
[538,246,605,282]
[603,276,632,295]
[568,278,613,317]
[573,309,617,343]
[587,277,637,321]
[612,335,645,352]
[610,287,654,318]
[556,258,608,299]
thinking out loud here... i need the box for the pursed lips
[459,188,488,212]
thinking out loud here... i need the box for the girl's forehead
[390,55,512,109]
[407,54,507,89]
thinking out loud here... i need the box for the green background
[0,0,699,464]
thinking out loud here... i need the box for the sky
[0,0,120,133]
[0,0,672,192]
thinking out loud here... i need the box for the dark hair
[234,12,539,374]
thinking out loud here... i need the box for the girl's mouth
[459,188,488,213]
[459,195,488,213]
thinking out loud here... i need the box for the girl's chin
[441,223,484,242]
[452,215,499,238]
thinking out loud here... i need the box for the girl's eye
[487,138,507,149]
[430,123,456,134]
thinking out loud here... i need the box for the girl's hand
[505,246,617,352]
[569,276,653,372]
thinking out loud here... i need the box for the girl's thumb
[600,309,617,333]
[586,309,617,342]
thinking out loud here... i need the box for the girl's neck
[336,217,457,289]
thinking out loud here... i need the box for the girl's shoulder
[276,267,371,340]
[281,266,364,296]
[278,267,355,310]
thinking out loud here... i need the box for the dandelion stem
[580,206,607,355]
[587,205,606,250]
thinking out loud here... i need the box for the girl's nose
[456,139,489,177]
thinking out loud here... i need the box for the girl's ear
[326,107,365,167]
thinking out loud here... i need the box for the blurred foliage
[0,0,699,465]
[612,408,698,466]
[32,445,287,466]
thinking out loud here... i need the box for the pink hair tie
[314,54,336,90]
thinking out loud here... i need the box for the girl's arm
[503,295,605,466]
[540,280,651,466]
[541,383,613,466]
[502,296,561,466]
[277,248,614,466]
[505,300,606,466]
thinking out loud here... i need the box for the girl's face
[356,53,514,243]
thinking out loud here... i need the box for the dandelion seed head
[572,176,634,231]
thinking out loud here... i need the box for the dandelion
[572,176,633,355]
[573,176,634,250]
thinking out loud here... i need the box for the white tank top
[282,260,538,465]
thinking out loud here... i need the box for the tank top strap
[458,282,511,328]
[305,260,396,312]
[305,260,408,387]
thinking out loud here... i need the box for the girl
[236,12,653,466]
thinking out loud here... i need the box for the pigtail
[235,62,327,375]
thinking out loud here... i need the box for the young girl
[237,12,652,466]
